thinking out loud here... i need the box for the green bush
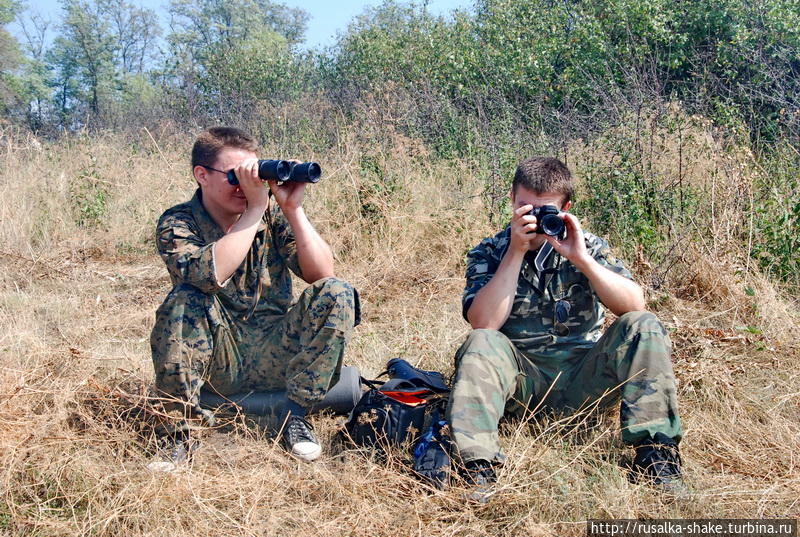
[752,144,800,289]
[70,155,110,229]
[328,0,799,147]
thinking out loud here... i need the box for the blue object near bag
[411,408,452,489]
[384,358,450,393]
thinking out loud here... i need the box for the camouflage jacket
[155,190,301,318]
[462,226,633,378]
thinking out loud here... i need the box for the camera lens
[539,214,565,237]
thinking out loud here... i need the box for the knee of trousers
[617,311,667,338]
[156,283,215,317]
[151,283,217,361]
[308,277,356,331]
[456,329,518,373]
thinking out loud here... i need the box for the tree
[52,0,116,121]
[165,0,309,121]
[17,11,51,130]
[41,0,162,128]
[0,0,23,116]
[98,0,161,75]
[46,34,81,128]
[168,0,307,58]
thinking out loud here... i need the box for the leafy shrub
[752,144,800,289]
[70,155,110,229]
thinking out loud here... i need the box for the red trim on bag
[380,390,430,406]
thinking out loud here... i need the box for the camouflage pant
[150,277,356,423]
[445,311,682,464]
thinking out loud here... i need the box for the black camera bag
[345,378,435,448]
[344,358,451,450]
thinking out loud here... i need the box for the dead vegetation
[0,124,798,536]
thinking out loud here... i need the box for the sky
[13,0,474,51]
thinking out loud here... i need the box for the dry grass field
[1,124,798,536]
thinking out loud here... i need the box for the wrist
[572,252,596,273]
[508,236,531,256]
[502,245,527,269]
[239,204,267,226]
[243,190,269,209]
[282,206,307,228]
[244,199,268,214]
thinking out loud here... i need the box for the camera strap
[533,242,561,296]
[534,242,554,274]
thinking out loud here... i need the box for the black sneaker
[631,433,688,496]
[282,415,322,462]
[462,459,497,503]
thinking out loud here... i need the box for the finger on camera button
[515,204,532,216]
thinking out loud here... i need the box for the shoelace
[286,417,316,443]
[639,444,681,476]
[465,462,495,485]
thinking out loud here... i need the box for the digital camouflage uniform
[446,226,682,464]
[150,190,357,426]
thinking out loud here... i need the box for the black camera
[528,205,566,239]
[227,160,321,186]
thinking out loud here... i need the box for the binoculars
[226,160,321,186]
[528,204,566,239]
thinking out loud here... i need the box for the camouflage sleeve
[155,212,225,294]
[268,203,302,277]
[462,239,499,321]
[585,233,633,280]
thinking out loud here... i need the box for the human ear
[193,166,209,187]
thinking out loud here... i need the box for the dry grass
[1,124,798,537]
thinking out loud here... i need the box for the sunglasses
[553,299,571,337]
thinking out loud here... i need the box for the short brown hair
[512,157,574,204]
[191,126,259,169]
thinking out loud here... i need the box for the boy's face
[194,146,257,217]
[510,186,572,250]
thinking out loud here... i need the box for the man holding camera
[446,157,683,499]
[150,127,357,463]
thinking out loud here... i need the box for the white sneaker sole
[291,441,322,462]
[147,461,178,472]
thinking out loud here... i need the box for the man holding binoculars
[447,156,684,500]
[150,127,357,464]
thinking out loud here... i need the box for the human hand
[267,159,306,213]
[544,212,589,264]
[232,158,270,209]
[509,203,538,254]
